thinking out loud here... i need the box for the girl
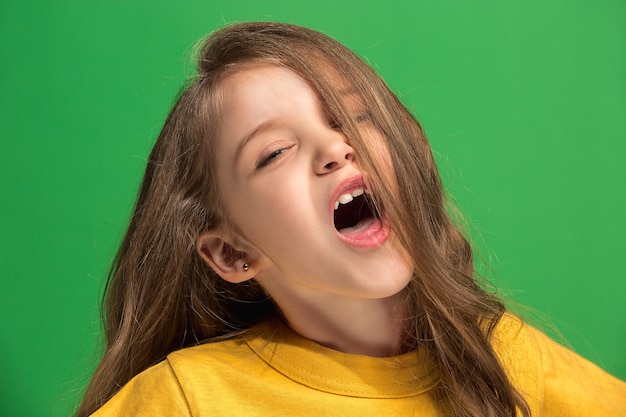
[78,22,625,416]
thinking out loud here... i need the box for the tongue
[337,217,377,235]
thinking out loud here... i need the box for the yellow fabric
[91,315,626,416]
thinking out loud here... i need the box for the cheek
[224,178,316,248]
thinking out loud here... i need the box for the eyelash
[256,148,288,169]
[330,111,372,130]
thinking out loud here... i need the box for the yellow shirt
[91,315,626,416]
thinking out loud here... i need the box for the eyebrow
[334,87,366,111]
[233,119,279,165]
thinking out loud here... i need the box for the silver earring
[242,262,249,272]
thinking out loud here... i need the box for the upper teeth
[334,189,364,210]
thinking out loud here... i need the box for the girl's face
[210,64,413,307]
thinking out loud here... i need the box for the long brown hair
[78,22,530,417]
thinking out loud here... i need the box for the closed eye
[255,147,288,170]
[355,112,372,123]
[330,111,372,130]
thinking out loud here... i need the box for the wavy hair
[77,22,530,417]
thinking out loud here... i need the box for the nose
[314,134,355,174]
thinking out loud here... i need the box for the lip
[329,174,390,248]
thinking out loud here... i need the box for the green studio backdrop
[1,1,624,416]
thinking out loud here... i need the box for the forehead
[216,64,365,138]
[219,61,357,104]
[217,64,320,137]
[220,64,314,108]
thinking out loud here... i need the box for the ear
[196,230,261,283]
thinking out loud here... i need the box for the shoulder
[491,313,626,416]
[90,337,255,417]
[166,336,262,385]
[90,359,191,416]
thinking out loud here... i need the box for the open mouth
[333,190,379,233]
[330,176,389,248]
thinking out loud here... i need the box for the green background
[1,1,624,415]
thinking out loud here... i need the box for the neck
[270,289,410,357]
